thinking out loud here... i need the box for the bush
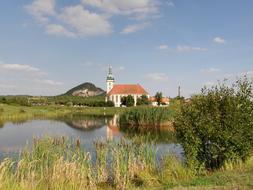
[174,77,253,170]
[137,95,150,106]
[106,100,114,107]
[121,95,135,107]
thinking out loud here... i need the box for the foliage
[119,106,175,129]
[121,95,135,107]
[174,77,253,170]
[137,95,150,106]
[155,92,163,106]
[0,96,31,106]
[0,95,115,107]
[174,96,185,101]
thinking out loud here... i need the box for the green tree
[137,95,150,106]
[121,95,135,107]
[106,100,114,107]
[155,92,163,106]
[174,77,253,170]
[121,96,127,107]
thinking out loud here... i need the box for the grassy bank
[119,106,175,129]
[0,137,252,190]
[0,104,124,123]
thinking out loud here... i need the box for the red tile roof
[108,84,148,95]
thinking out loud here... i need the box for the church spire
[107,65,114,81]
[106,65,115,94]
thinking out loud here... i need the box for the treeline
[0,96,31,106]
[0,95,114,107]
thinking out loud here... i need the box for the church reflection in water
[106,115,120,140]
[63,114,120,140]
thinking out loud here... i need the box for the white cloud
[81,0,160,20]
[145,73,169,82]
[45,24,76,38]
[0,63,39,72]
[156,44,207,53]
[213,37,226,44]
[201,68,221,74]
[177,45,208,52]
[25,0,55,23]
[0,62,63,95]
[26,2,112,37]
[121,22,149,34]
[59,5,112,37]
[157,44,169,50]
[25,0,162,37]
[36,79,63,86]
[0,84,16,89]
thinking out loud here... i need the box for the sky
[0,0,252,97]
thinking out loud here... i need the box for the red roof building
[108,84,148,96]
[106,67,149,107]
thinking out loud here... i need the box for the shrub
[106,100,114,107]
[137,95,150,106]
[174,77,253,170]
[121,95,135,107]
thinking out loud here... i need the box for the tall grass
[0,137,192,190]
[119,107,175,130]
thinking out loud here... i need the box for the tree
[137,95,150,106]
[106,100,114,107]
[174,77,253,170]
[155,92,163,106]
[121,95,135,107]
[126,95,135,107]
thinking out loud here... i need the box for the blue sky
[0,0,252,97]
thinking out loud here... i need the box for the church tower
[106,66,115,94]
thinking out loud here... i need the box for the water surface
[0,115,183,159]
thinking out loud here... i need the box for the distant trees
[155,92,163,106]
[137,95,150,106]
[121,95,135,107]
[0,95,115,107]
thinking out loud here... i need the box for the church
[106,66,149,107]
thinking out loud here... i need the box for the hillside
[65,82,105,97]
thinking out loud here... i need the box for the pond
[0,115,183,160]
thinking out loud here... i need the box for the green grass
[0,103,125,123]
[0,137,252,190]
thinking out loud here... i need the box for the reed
[119,106,175,130]
[1,137,252,189]
[0,137,165,190]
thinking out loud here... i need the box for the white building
[106,66,149,107]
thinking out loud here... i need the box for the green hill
[65,82,105,97]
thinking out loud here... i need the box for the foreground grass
[0,104,124,123]
[0,137,252,190]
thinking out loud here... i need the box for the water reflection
[0,115,182,160]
